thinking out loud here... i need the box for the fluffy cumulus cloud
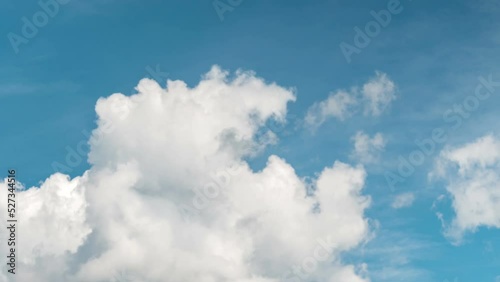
[305,72,396,129]
[432,134,500,243]
[350,131,386,164]
[0,66,373,282]
[391,193,415,209]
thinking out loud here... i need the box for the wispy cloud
[0,81,80,98]
[351,131,387,164]
[391,192,415,209]
[305,71,397,130]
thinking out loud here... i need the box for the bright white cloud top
[0,66,372,282]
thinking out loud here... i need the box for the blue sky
[1,0,500,281]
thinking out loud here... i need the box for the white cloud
[0,174,90,281]
[304,90,357,128]
[432,134,500,243]
[0,66,372,282]
[350,131,386,164]
[362,72,396,117]
[16,174,90,262]
[305,72,396,129]
[391,193,415,209]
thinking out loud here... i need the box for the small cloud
[350,131,386,164]
[304,72,397,130]
[362,71,397,116]
[304,90,357,129]
[392,192,415,209]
